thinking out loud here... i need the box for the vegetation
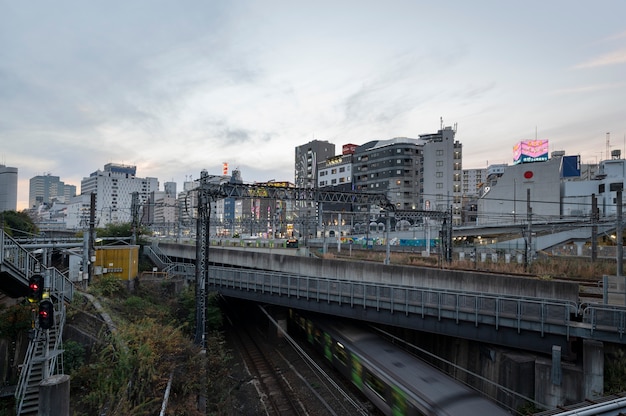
[68,275,231,416]
[0,210,38,237]
[605,345,626,395]
[326,247,618,280]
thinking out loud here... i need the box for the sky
[1,1,626,210]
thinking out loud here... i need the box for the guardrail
[202,264,626,344]
[0,230,74,302]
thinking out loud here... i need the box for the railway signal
[38,299,54,330]
[27,275,44,303]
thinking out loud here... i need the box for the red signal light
[27,275,44,303]
[38,299,54,330]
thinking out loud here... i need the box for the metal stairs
[0,230,73,415]
[15,304,66,415]
[145,242,195,279]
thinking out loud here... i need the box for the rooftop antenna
[606,132,611,159]
[440,117,443,130]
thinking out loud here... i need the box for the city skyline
[2,1,625,210]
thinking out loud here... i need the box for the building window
[436,161,444,167]
[436,149,444,156]
[436,183,443,189]
[436,172,443,178]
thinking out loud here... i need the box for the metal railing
[0,230,74,302]
[203,265,626,344]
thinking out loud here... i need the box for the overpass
[154,241,626,354]
[151,241,626,411]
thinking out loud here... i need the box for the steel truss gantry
[192,170,452,345]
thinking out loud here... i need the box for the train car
[291,312,510,416]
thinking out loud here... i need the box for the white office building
[81,163,158,226]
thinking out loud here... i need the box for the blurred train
[290,311,510,416]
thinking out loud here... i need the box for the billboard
[561,155,581,177]
[513,139,549,164]
[342,143,357,155]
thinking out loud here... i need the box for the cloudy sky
[2,1,625,210]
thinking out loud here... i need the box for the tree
[1,210,38,237]
[95,222,151,244]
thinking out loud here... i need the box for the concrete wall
[160,243,580,302]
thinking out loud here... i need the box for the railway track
[230,319,305,415]
[222,298,374,416]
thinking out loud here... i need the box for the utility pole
[447,207,453,262]
[88,193,96,285]
[526,189,532,271]
[617,189,623,277]
[195,170,210,347]
[591,194,598,262]
[131,191,139,246]
[384,212,391,265]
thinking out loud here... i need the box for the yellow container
[94,245,139,280]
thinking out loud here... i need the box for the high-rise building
[419,126,462,224]
[0,164,18,212]
[164,181,177,198]
[29,173,77,209]
[80,163,159,226]
[295,140,335,188]
[353,137,423,211]
[294,140,335,238]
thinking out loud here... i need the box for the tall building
[147,190,178,236]
[294,140,335,238]
[295,140,335,188]
[353,137,423,211]
[29,173,77,209]
[461,168,486,225]
[164,181,177,198]
[419,126,463,224]
[462,168,486,198]
[0,164,18,212]
[80,163,159,226]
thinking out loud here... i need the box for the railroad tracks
[231,322,305,415]
[222,299,372,416]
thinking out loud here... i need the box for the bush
[63,340,86,375]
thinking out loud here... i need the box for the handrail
[205,265,626,342]
[0,230,74,302]
[208,265,581,339]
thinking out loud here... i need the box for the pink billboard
[513,139,549,164]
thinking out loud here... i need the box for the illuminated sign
[513,140,549,164]
[342,144,357,155]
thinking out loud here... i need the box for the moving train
[290,311,510,416]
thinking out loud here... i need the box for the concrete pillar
[551,346,562,386]
[39,374,70,416]
[536,346,566,408]
[574,241,585,256]
[505,253,511,263]
[583,339,604,399]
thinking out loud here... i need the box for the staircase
[145,242,195,279]
[0,230,73,415]
[15,302,66,415]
